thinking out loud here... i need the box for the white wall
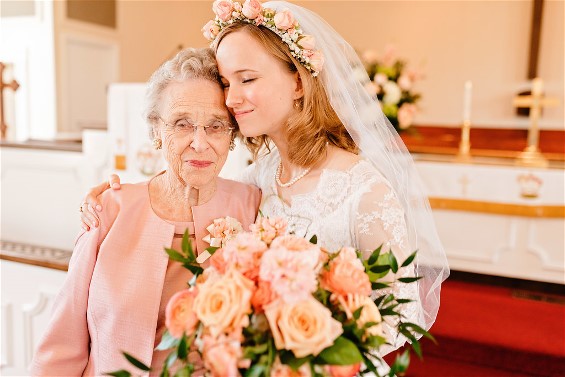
[117,0,564,130]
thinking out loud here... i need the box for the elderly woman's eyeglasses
[159,117,235,139]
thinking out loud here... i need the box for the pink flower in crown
[212,0,234,21]
[222,232,268,280]
[308,50,325,73]
[242,0,262,19]
[274,9,295,30]
[202,20,220,41]
[165,288,199,339]
[233,1,242,12]
[254,13,265,25]
[202,333,243,377]
[297,35,316,50]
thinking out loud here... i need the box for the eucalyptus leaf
[401,250,418,267]
[123,352,151,371]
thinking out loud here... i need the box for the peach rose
[212,0,234,21]
[264,297,343,358]
[193,267,255,337]
[251,280,276,313]
[202,334,242,377]
[328,363,361,377]
[297,35,316,50]
[201,20,220,41]
[308,50,325,73]
[321,248,371,296]
[242,0,262,19]
[274,9,295,30]
[336,293,384,338]
[165,288,199,339]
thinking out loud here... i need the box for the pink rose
[222,232,268,280]
[202,334,242,377]
[254,14,265,25]
[250,216,287,245]
[328,363,361,377]
[212,0,234,21]
[265,296,343,358]
[165,288,199,339]
[201,20,220,41]
[193,267,255,337]
[397,74,412,91]
[242,0,262,19]
[297,35,316,50]
[308,50,325,73]
[398,103,417,130]
[273,9,295,30]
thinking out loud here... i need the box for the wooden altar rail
[429,197,565,218]
[401,126,565,161]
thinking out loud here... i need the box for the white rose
[382,81,402,105]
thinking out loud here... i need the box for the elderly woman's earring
[152,138,162,150]
[229,139,236,151]
[294,99,303,111]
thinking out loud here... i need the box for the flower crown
[202,0,324,76]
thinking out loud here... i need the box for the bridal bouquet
[362,46,422,132]
[113,216,430,377]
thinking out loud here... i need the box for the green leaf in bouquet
[388,350,410,377]
[159,365,170,377]
[181,230,190,255]
[398,276,422,284]
[316,336,363,365]
[367,245,383,265]
[165,248,188,263]
[244,364,266,377]
[387,252,399,274]
[205,246,219,256]
[400,250,418,267]
[105,370,132,377]
[181,263,204,276]
[381,294,395,307]
[352,306,364,320]
[280,350,312,371]
[401,322,437,343]
[177,334,188,360]
[395,298,413,304]
[156,330,181,351]
[369,265,390,274]
[360,354,378,375]
[378,308,400,317]
[373,294,388,307]
[173,366,192,377]
[243,343,269,359]
[166,351,178,369]
[364,334,387,349]
[123,351,151,371]
[371,282,390,290]
[309,235,318,244]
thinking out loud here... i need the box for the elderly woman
[30,48,261,376]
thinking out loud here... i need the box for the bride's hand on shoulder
[80,174,122,230]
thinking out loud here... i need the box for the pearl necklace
[275,161,312,188]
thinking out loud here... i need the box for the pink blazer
[30,178,260,376]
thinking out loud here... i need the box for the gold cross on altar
[0,62,20,140]
[513,78,559,167]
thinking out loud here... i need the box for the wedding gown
[238,149,423,361]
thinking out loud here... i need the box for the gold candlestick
[456,120,472,161]
[513,78,558,168]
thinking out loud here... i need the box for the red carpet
[385,277,565,376]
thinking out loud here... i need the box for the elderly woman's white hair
[144,47,223,137]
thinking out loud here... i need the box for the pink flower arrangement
[114,216,429,376]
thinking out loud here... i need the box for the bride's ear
[293,72,304,100]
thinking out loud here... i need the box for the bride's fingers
[109,174,121,189]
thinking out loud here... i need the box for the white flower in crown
[204,0,324,76]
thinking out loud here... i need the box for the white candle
[532,77,543,96]
[463,80,472,122]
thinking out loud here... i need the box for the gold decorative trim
[428,197,565,218]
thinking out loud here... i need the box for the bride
[79,0,449,365]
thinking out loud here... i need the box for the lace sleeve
[353,181,424,355]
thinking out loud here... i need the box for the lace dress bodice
[237,150,423,354]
